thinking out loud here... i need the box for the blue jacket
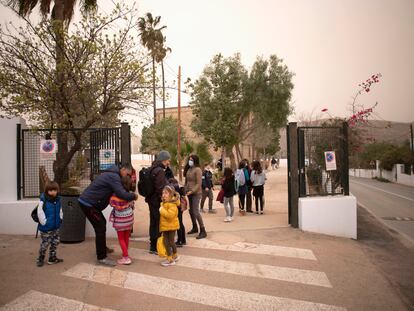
[38,193,61,232]
[79,165,135,211]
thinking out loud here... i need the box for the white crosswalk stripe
[112,245,332,287]
[0,290,114,311]
[130,237,317,260]
[63,263,346,311]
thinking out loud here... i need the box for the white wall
[299,195,357,239]
[349,163,414,187]
[0,201,39,235]
[0,117,25,201]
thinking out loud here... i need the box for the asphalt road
[350,176,414,242]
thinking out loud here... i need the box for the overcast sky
[1,0,413,132]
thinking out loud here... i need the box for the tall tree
[138,12,166,124]
[154,38,171,119]
[0,6,150,185]
[190,54,293,168]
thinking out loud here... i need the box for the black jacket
[222,176,236,198]
[202,170,213,189]
[149,161,168,201]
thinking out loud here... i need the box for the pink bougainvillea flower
[321,108,328,112]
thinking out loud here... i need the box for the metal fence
[297,124,349,197]
[20,127,124,198]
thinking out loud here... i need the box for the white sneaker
[161,260,176,267]
[229,217,233,222]
[224,217,230,222]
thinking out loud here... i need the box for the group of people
[221,159,266,222]
[34,151,267,269]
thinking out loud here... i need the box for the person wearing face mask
[147,150,171,254]
[184,155,207,239]
[200,163,216,214]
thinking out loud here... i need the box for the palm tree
[138,12,166,124]
[154,38,171,119]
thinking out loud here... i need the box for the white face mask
[188,160,194,167]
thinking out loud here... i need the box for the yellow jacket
[159,197,180,232]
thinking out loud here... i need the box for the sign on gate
[99,149,116,170]
[324,151,337,171]
[40,139,57,161]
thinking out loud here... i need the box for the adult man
[147,150,170,254]
[200,164,216,213]
[79,163,137,266]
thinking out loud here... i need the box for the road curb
[358,203,414,247]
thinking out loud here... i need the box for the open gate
[287,122,349,228]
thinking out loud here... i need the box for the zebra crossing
[1,239,347,311]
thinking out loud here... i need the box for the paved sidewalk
[133,168,289,239]
[0,168,412,310]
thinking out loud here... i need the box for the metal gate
[18,123,131,199]
[90,128,121,180]
[287,122,349,227]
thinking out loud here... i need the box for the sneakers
[97,257,116,267]
[172,255,180,262]
[175,241,186,248]
[47,257,63,265]
[36,257,44,267]
[117,257,132,265]
[224,216,231,222]
[161,259,176,267]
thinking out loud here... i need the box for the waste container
[60,195,86,243]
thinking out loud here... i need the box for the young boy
[36,181,64,267]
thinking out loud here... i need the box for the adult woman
[184,155,207,239]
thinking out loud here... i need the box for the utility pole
[410,123,414,174]
[177,65,182,182]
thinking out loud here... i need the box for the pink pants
[117,230,131,257]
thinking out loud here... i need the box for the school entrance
[286,122,350,229]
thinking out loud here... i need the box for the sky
[1,0,413,133]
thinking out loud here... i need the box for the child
[109,175,135,265]
[159,185,180,266]
[36,181,63,267]
[235,161,247,214]
[222,167,236,222]
[167,176,187,247]
[251,160,266,214]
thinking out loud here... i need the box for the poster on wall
[40,139,57,161]
[99,149,116,170]
[324,151,337,171]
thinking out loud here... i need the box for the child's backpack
[30,198,46,223]
[138,167,154,198]
[235,169,246,187]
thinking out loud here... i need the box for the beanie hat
[157,150,171,161]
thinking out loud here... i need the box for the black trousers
[148,197,161,250]
[246,188,252,212]
[177,208,186,243]
[79,203,107,260]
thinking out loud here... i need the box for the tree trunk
[152,57,157,124]
[52,0,70,186]
[162,61,166,119]
[53,132,82,188]
[226,146,237,170]
[235,143,242,163]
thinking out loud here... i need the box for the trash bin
[60,195,86,243]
